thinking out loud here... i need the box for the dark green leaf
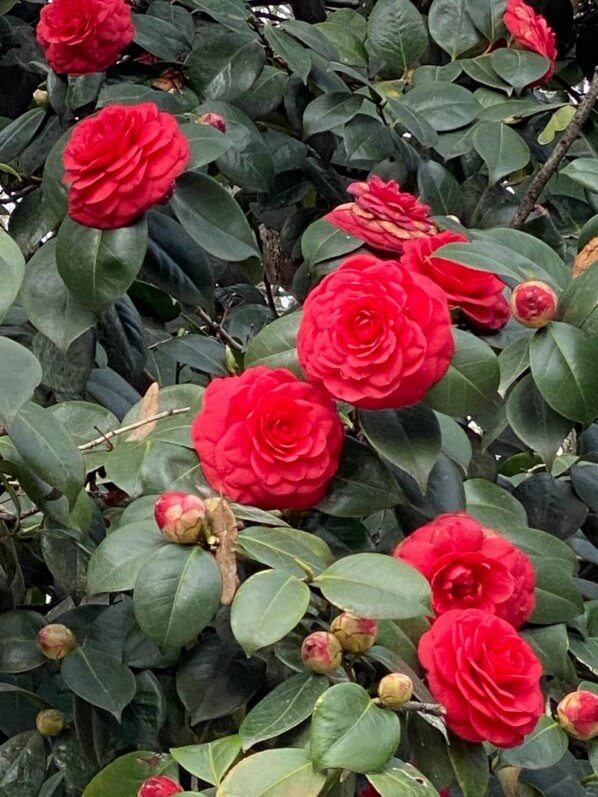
[0,338,42,426]
[171,735,242,785]
[403,84,480,132]
[473,122,530,183]
[447,735,489,797]
[301,218,362,267]
[218,748,326,796]
[237,526,333,580]
[464,478,528,531]
[0,731,46,797]
[82,751,177,797]
[181,122,232,171]
[133,13,191,60]
[0,109,46,163]
[428,0,481,59]
[158,335,227,376]
[303,92,363,137]
[0,611,45,674]
[490,49,550,90]
[562,158,598,193]
[61,645,136,720]
[366,0,427,76]
[0,230,25,324]
[501,716,568,769]
[417,161,463,216]
[206,41,266,102]
[366,759,440,796]
[264,25,311,82]
[244,312,301,375]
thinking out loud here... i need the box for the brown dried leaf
[126,382,160,441]
[206,496,239,605]
[573,237,598,277]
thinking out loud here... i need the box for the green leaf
[366,0,427,76]
[501,716,568,769]
[301,218,362,267]
[417,161,463,216]
[55,216,148,314]
[237,526,333,580]
[303,92,363,137]
[231,569,310,654]
[87,520,167,593]
[530,323,598,424]
[366,759,440,796]
[490,49,550,91]
[0,338,42,425]
[240,673,329,751]
[133,13,191,61]
[530,557,584,624]
[506,375,572,466]
[181,121,232,170]
[0,731,46,797]
[314,553,430,619]
[172,172,259,261]
[82,751,177,797]
[9,402,85,508]
[134,545,221,649]
[158,335,227,376]
[343,115,395,165]
[436,412,472,474]
[559,262,598,332]
[473,122,530,184]
[0,108,46,163]
[206,41,266,102]
[428,0,481,59]
[20,240,95,352]
[447,735,489,797]
[310,682,400,772]
[462,56,511,91]
[264,25,311,83]
[218,748,326,797]
[318,438,404,518]
[383,97,439,148]
[0,611,46,674]
[498,336,530,395]
[61,644,137,720]
[0,230,24,324]
[244,312,301,375]
[171,735,241,785]
[466,0,506,41]
[425,329,499,416]
[464,478,528,531]
[562,158,598,193]
[403,84,480,132]
[360,405,441,493]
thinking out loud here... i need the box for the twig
[399,700,446,715]
[78,407,191,451]
[0,184,37,205]
[195,306,244,352]
[262,273,278,316]
[510,68,598,230]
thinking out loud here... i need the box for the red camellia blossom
[297,253,454,409]
[63,103,189,229]
[137,776,183,797]
[419,609,543,747]
[154,491,208,545]
[557,690,598,741]
[400,231,510,332]
[36,0,134,76]
[325,177,438,254]
[503,0,557,80]
[191,366,343,510]
[394,512,535,628]
[301,631,343,674]
[511,280,558,328]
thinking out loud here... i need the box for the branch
[399,700,446,716]
[195,306,244,351]
[510,68,598,230]
[78,407,191,451]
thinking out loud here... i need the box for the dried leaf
[206,496,239,605]
[126,382,160,441]
[573,237,598,277]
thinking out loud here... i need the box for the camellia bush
[2,0,598,794]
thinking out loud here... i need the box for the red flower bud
[137,776,184,797]
[330,612,378,653]
[154,491,208,544]
[301,631,343,674]
[37,624,77,660]
[557,690,598,741]
[35,709,65,736]
[510,280,558,328]
[377,673,414,708]
[198,112,226,133]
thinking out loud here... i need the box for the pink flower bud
[37,624,77,660]
[35,709,64,736]
[511,280,558,328]
[557,690,598,741]
[377,673,414,708]
[330,612,378,653]
[198,112,226,133]
[138,776,184,797]
[301,631,343,674]
[154,491,208,544]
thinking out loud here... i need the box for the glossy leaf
[0,338,42,426]
[366,0,427,76]
[237,526,333,579]
[0,230,25,324]
[218,748,326,797]
[171,735,241,785]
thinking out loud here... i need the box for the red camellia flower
[325,177,438,254]
[297,253,454,409]
[191,366,343,510]
[138,776,183,797]
[503,0,557,80]
[511,280,558,328]
[557,690,598,741]
[63,103,189,229]
[301,631,343,674]
[36,0,134,76]
[393,512,535,628]
[400,231,510,332]
[419,609,544,747]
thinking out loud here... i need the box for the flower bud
[137,776,184,797]
[556,690,598,741]
[377,673,414,708]
[154,491,208,544]
[37,624,77,660]
[33,89,50,109]
[301,631,343,674]
[35,709,64,737]
[510,281,558,328]
[198,112,226,133]
[330,612,378,654]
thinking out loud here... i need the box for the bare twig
[0,184,37,206]
[78,407,191,451]
[510,68,598,230]
[195,306,244,352]
[399,700,446,715]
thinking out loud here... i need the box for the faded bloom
[504,0,557,80]
[377,673,414,708]
[510,280,558,328]
[330,613,378,653]
[301,631,343,674]
[557,690,598,741]
[37,624,77,660]
[137,776,184,797]
[199,113,227,133]
[35,709,65,737]
[154,491,208,545]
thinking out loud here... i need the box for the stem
[0,184,37,205]
[399,701,446,716]
[263,273,278,316]
[195,306,244,352]
[510,68,598,230]
[78,407,191,451]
